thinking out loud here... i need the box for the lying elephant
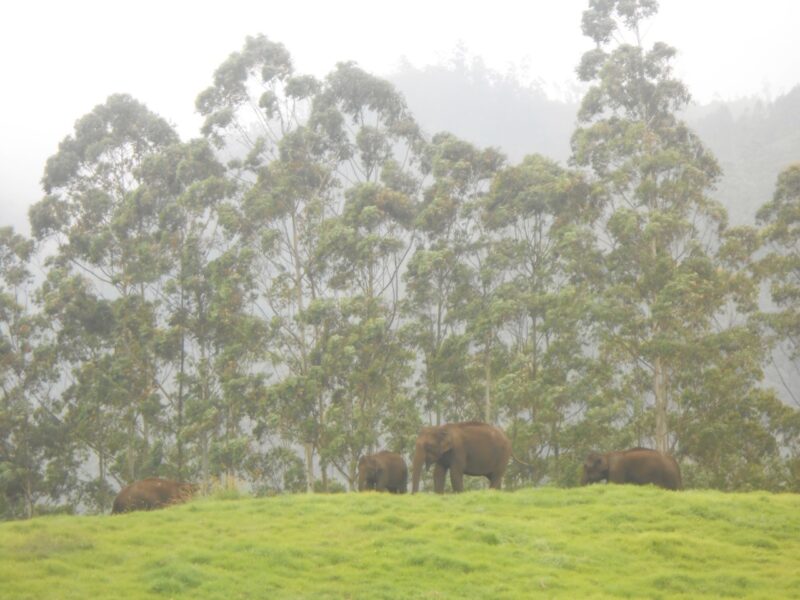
[357,451,408,493]
[581,448,681,490]
[412,421,513,493]
[112,477,197,514]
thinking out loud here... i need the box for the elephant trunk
[412,447,425,494]
[580,470,588,486]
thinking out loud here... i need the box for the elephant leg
[395,474,408,494]
[489,472,503,490]
[450,467,464,492]
[433,464,447,494]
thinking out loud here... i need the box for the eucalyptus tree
[753,164,800,489]
[135,138,251,484]
[572,0,737,453]
[310,63,426,487]
[29,95,178,500]
[403,133,504,426]
[37,266,123,509]
[197,35,332,489]
[0,228,77,518]
[757,164,800,406]
[198,36,430,488]
[481,155,603,484]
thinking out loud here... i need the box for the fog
[2,0,799,236]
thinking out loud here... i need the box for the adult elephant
[357,451,408,493]
[581,448,682,490]
[112,478,197,514]
[412,421,512,493]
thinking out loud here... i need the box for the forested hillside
[2,1,799,520]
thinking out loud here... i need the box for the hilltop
[1,486,798,599]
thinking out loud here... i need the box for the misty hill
[390,56,579,165]
[688,87,800,225]
[390,61,800,226]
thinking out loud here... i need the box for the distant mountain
[390,57,579,165]
[390,60,800,227]
[687,87,800,225]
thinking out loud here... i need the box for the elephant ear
[592,453,609,476]
[435,427,454,453]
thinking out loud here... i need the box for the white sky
[2,0,799,235]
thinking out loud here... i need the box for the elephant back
[112,477,195,514]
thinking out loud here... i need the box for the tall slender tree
[312,63,425,487]
[573,0,727,452]
[29,94,178,503]
[481,154,602,484]
[196,35,336,490]
[404,133,504,426]
[136,139,235,482]
[0,228,77,518]
[757,164,800,407]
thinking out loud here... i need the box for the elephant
[412,421,512,493]
[112,477,197,514]
[581,448,682,490]
[357,451,408,493]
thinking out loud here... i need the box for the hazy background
[2,0,799,235]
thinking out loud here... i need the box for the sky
[1,0,799,235]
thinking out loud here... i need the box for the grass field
[1,485,798,599]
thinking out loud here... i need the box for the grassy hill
[1,486,798,599]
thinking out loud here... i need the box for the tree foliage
[2,6,799,517]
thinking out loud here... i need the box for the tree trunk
[654,356,668,453]
[484,329,492,423]
[98,449,108,511]
[304,442,314,493]
[651,227,668,453]
[25,474,33,520]
[200,431,210,492]
[127,413,136,482]
[176,288,186,480]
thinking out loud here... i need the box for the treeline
[2,1,800,519]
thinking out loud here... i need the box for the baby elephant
[357,451,408,493]
[581,448,682,490]
[112,477,197,514]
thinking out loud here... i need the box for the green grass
[1,486,799,599]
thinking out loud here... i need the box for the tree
[573,0,728,453]
[312,63,425,488]
[403,133,503,426]
[196,34,334,491]
[0,227,77,518]
[481,154,603,484]
[135,138,238,483]
[29,94,178,506]
[757,164,800,407]
[753,164,800,490]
